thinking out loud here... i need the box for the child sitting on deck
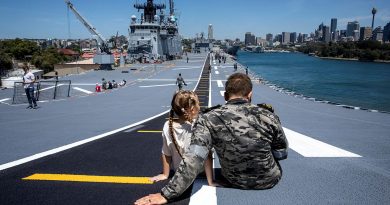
[150,90,216,186]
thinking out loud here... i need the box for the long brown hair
[168,90,199,159]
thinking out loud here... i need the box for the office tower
[340,30,347,38]
[372,26,383,41]
[353,30,360,41]
[208,24,214,40]
[290,32,297,43]
[244,32,256,45]
[323,26,331,43]
[275,34,282,42]
[297,33,303,43]
[266,33,273,42]
[331,18,337,41]
[383,22,390,42]
[347,21,360,37]
[359,27,372,41]
[372,8,377,29]
[282,32,290,44]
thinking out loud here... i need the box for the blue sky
[1,0,390,40]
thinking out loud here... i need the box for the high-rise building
[323,26,331,43]
[290,32,297,43]
[275,34,282,42]
[340,30,347,38]
[359,27,372,41]
[347,21,360,37]
[266,33,273,42]
[383,22,390,42]
[372,26,383,41]
[244,32,256,45]
[208,24,214,40]
[331,18,337,41]
[282,32,290,44]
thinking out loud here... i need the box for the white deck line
[0,111,169,171]
[283,127,362,157]
[0,98,11,103]
[139,83,177,88]
[73,87,93,94]
[215,71,220,75]
[214,66,218,70]
[217,80,224,88]
[189,186,217,205]
[220,91,225,96]
[39,84,64,92]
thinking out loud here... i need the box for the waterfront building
[353,30,360,41]
[256,37,268,47]
[347,21,360,37]
[359,27,372,41]
[208,24,214,40]
[383,22,390,42]
[331,18,337,41]
[372,26,383,42]
[323,26,331,43]
[340,30,347,38]
[282,32,290,45]
[274,34,282,43]
[266,33,273,42]
[245,32,256,46]
[315,23,324,41]
[290,32,297,43]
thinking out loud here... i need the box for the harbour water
[237,51,390,112]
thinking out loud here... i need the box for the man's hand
[134,193,167,205]
[149,174,168,182]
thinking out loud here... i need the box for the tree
[32,48,66,73]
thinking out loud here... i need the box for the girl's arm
[204,152,216,186]
[150,154,171,182]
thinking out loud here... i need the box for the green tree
[32,48,66,73]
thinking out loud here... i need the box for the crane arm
[64,0,106,44]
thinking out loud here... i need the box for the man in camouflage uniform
[135,73,288,205]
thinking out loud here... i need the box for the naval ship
[128,0,182,62]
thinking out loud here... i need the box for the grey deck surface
[1,52,390,204]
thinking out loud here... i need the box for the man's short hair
[225,73,252,97]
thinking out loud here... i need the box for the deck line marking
[217,80,223,87]
[137,130,162,133]
[214,66,218,70]
[215,71,219,75]
[0,98,11,103]
[39,84,64,92]
[189,185,217,205]
[139,84,176,88]
[0,110,169,171]
[22,174,153,184]
[73,87,93,94]
[220,91,225,96]
[123,125,145,133]
[283,127,362,157]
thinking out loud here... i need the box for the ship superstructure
[128,0,182,62]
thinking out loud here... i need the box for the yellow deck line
[137,130,162,133]
[23,174,153,184]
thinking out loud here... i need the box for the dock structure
[0,52,389,204]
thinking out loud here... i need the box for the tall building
[275,34,282,42]
[282,32,290,44]
[290,32,297,43]
[340,30,347,38]
[331,18,337,41]
[244,32,256,45]
[323,26,331,43]
[266,33,273,42]
[372,8,377,29]
[372,26,383,41]
[383,22,390,42]
[359,27,372,41]
[208,24,214,40]
[347,21,360,37]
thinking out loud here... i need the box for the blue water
[237,51,390,112]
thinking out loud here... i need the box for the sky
[0,0,390,40]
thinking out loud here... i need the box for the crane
[64,0,110,54]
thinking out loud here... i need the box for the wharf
[0,52,390,204]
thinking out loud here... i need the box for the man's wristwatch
[160,190,170,202]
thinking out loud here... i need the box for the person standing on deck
[176,73,187,90]
[23,65,38,109]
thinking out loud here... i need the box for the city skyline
[0,0,390,40]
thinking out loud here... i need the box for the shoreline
[317,56,390,64]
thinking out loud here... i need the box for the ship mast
[169,0,174,16]
[134,0,165,23]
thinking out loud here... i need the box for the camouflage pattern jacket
[161,98,288,200]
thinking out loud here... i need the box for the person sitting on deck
[135,73,288,205]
